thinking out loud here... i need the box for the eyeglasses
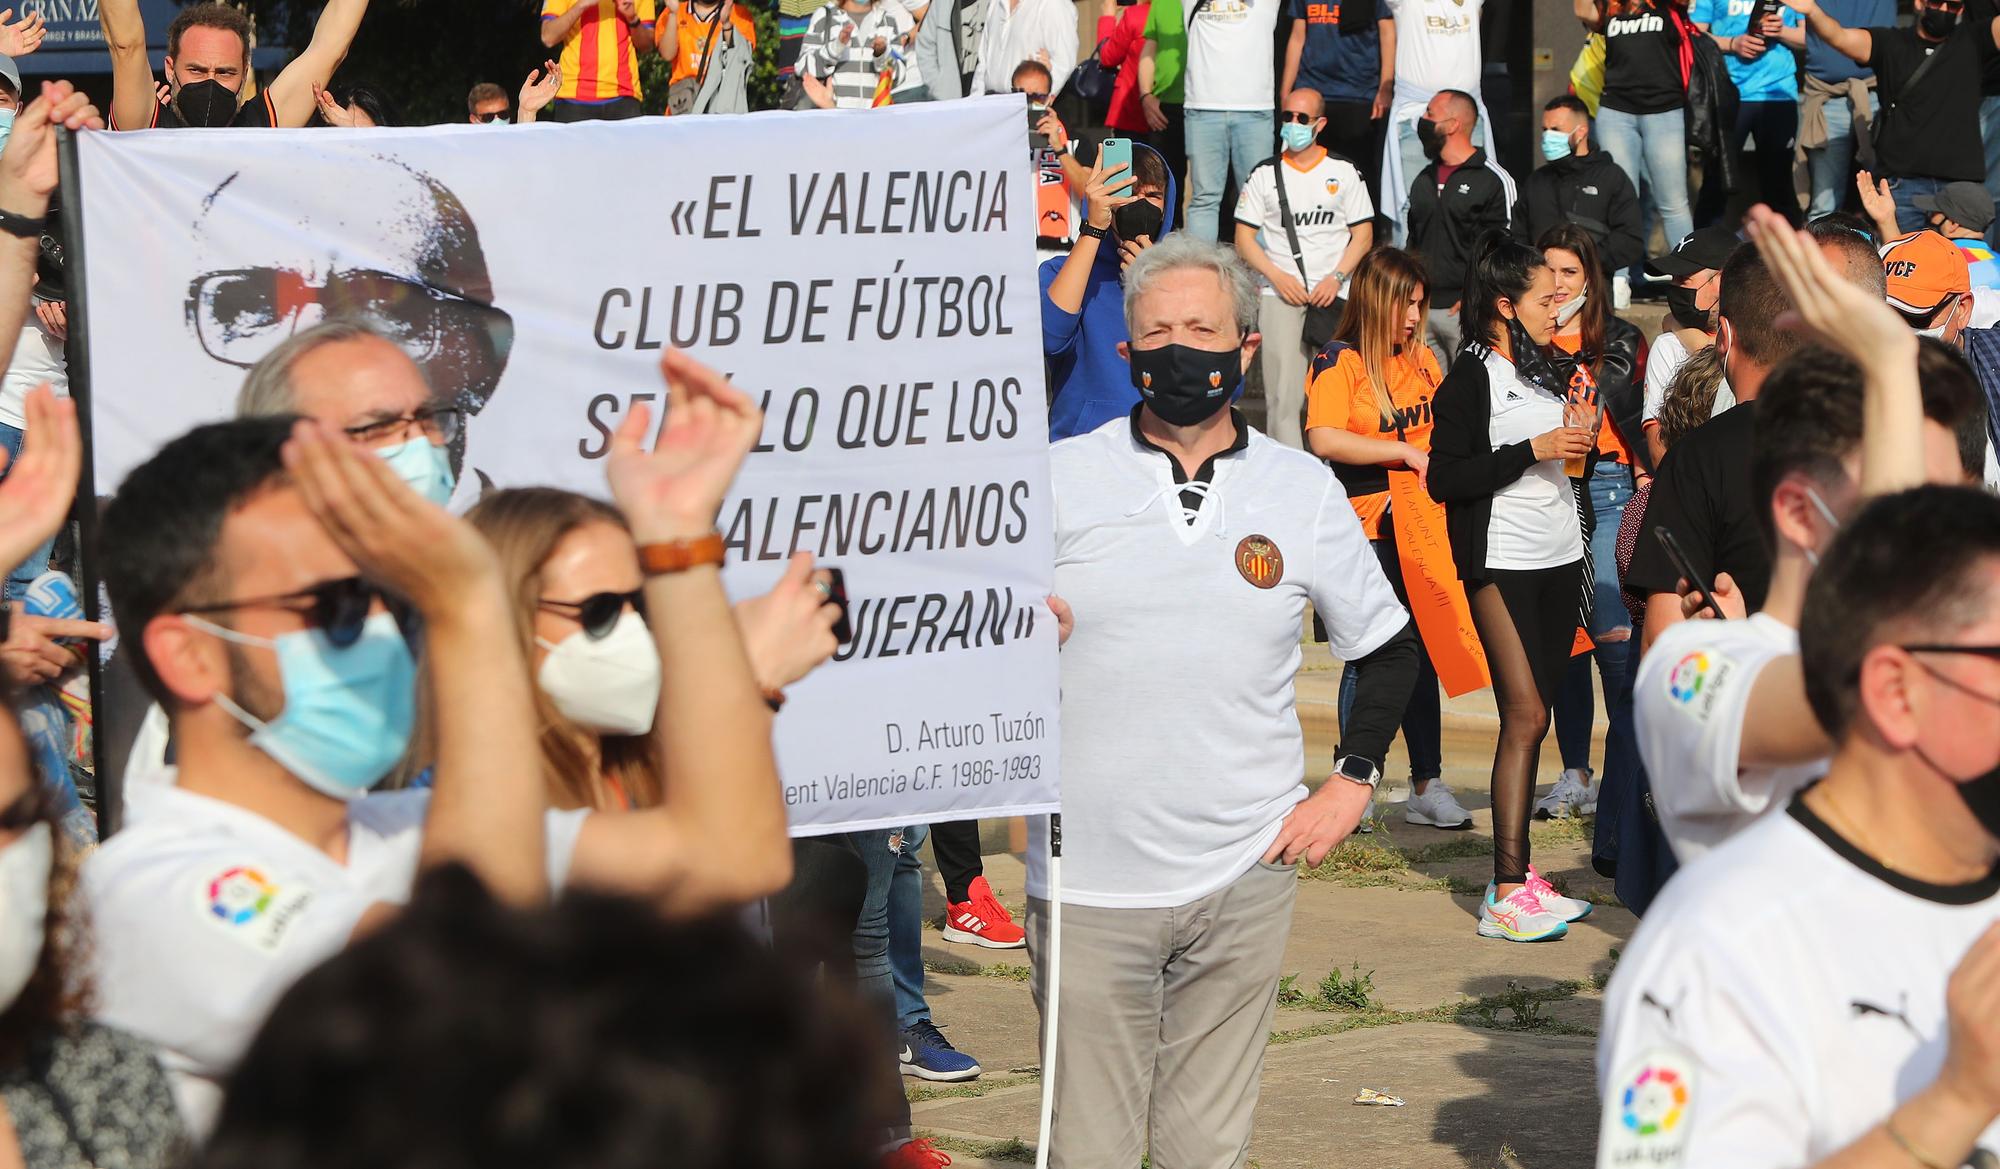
[185,267,497,369]
[1279,111,1315,125]
[1013,89,1050,104]
[538,590,646,640]
[180,576,404,649]
[344,403,465,447]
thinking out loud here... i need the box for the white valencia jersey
[82,776,589,1134]
[1635,613,1825,864]
[1029,414,1408,909]
[1597,798,2000,1169]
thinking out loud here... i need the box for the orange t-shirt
[1305,344,1443,540]
[1552,333,1636,465]
[544,0,659,103]
[666,2,757,87]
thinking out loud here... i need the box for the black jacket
[1595,315,1650,473]
[1426,345,1596,581]
[1678,7,1741,196]
[1407,148,1515,303]
[1515,150,1645,275]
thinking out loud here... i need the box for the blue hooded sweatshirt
[1040,141,1178,442]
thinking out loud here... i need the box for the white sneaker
[1534,768,1597,819]
[1613,274,1632,310]
[1405,780,1473,830]
[1477,884,1570,942]
[1524,865,1593,923]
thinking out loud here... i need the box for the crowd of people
[0,0,1987,1168]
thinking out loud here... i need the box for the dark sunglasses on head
[181,576,405,649]
[1279,111,1315,125]
[538,590,646,640]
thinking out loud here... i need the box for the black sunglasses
[474,110,509,123]
[538,590,646,640]
[181,576,404,649]
[1279,111,1315,125]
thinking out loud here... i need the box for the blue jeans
[0,423,52,603]
[840,827,901,1016]
[1806,90,1878,220]
[1595,107,1694,273]
[1337,528,1443,781]
[1554,460,1636,775]
[889,822,930,1029]
[1983,96,2000,248]
[1888,174,1948,236]
[1185,108,1273,243]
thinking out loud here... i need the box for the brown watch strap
[637,532,726,574]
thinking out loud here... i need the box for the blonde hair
[1334,248,1432,427]
[465,488,663,812]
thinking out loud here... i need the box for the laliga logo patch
[202,864,314,954]
[1598,1051,1696,1166]
[1235,534,1283,589]
[1666,653,1709,704]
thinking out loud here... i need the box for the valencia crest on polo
[1235,534,1283,588]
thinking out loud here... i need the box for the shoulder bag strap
[1269,160,1312,285]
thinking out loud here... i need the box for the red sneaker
[941,875,1026,949]
[883,1138,954,1168]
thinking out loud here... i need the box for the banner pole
[54,127,112,835]
[1034,813,1060,1169]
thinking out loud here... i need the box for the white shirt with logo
[1029,416,1409,909]
[1482,349,1583,571]
[1596,802,2000,1168]
[1384,0,1484,107]
[1235,152,1375,293]
[1186,0,1284,110]
[81,777,590,1134]
[1636,613,1826,865]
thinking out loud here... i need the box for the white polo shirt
[1596,797,2000,1168]
[82,776,590,1134]
[1028,412,1408,909]
[1636,613,1826,864]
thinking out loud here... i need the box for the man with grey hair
[1029,233,1419,1167]
[235,320,459,506]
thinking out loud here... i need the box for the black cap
[1913,182,1997,233]
[1645,226,1742,279]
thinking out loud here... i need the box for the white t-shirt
[1384,0,1484,106]
[1636,613,1827,865]
[1030,416,1408,909]
[82,777,591,1134]
[1185,0,1283,110]
[1641,330,1735,426]
[1235,152,1374,293]
[1596,801,2000,1169]
[1483,349,1583,571]
[0,315,66,431]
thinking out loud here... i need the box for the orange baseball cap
[1879,230,1971,316]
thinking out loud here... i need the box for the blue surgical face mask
[1541,128,1575,162]
[1280,121,1316,154]
[186,611,417,799]
[378,436,456,506]
[0,108,18,153]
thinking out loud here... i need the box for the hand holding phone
[1655,526,1728,622]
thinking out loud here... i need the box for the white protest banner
[72,98,1060,835]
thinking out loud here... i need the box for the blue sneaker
[899,1019,981,1082]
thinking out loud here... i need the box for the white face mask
[1801,484,1842,568]
[535,609,662,737]
[1554,291,1587,327]
[0,823,51,1012]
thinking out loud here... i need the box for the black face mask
[1416,117,1445,162]
[1954,766,2000,839]
[1129,342,1243,426]
[174,79,239,128]
[1665,281,1710,331]
[1113,199,1164,244]
[1919,4,1960,38]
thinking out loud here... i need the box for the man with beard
[183,158,514,492]
[1403,88,1516,369]
[101,0,373,131]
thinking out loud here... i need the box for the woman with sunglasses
[1539,224,1647,822]
[467,488,839,811]
[1303,247,1470,831]
[1426,231,1600,944]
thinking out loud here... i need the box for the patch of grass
[1404,837,1494,864]
[918,1134,1036,1164]
[981,964,1033,982]
[1530,814,1596,847]
[1276,972,1309,1006]
[1304,837,1410,878]
[905,1071,1038,1103]
[1452,979,1596,1036]
[923,955,983,977]
[1591,947,1622,992]
[1317,962,1379,1011]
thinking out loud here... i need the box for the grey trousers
[1257,296,1309,449]
[1426,305,1462,373]
[1026,861,1299,1169]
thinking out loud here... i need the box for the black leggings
[1468,562,1586,886]
[930,819,984,904]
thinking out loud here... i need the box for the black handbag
[1066,36,1117,115]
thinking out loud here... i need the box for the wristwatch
[1078,222,1109,240]
[1332,754,1381,790]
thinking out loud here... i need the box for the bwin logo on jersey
[1606,12,1664,33]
